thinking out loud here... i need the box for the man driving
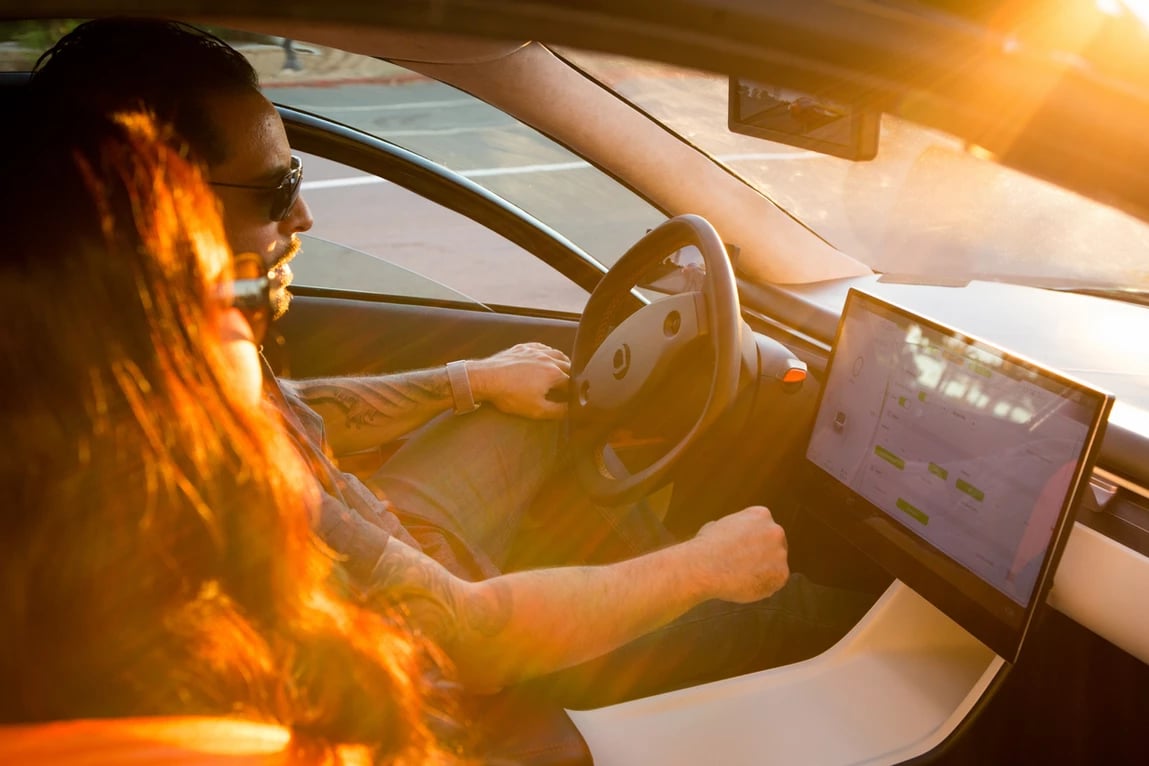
[30,17,871,705]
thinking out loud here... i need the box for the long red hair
[0,108,467,763]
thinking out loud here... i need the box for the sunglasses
[211,155,303,222]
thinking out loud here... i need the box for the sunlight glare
[1098,0,1149,27]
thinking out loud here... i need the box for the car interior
[3,2,1149,764]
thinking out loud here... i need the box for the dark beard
[268,239,299,320]
[270,285,292,319]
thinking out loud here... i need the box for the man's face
[207,89,313,320]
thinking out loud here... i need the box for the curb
[0,41,429,89]
[238,43,428,88]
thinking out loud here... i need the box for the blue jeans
[370,409,874,706]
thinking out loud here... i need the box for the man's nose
[283,193,314,234]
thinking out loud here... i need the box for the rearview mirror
[728,77,879,161]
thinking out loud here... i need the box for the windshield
[563,50,1149,291]
[9,19,1147,292]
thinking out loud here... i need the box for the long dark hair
[0,109,466,763]
[31,17,261,165]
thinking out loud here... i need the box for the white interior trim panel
[1050,522,1149,665]
[569,582,1003,766]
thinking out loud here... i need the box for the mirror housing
[728,77,880,161]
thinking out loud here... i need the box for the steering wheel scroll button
[612,344,631,380]
[446,360,480,414]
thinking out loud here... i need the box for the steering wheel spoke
[571,290,707,416]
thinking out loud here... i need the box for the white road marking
[291,98,475,112]
[301,151,814,191]
[303,160,591,190]
[383,125,513,137]
[463,161,589,178]
[719,150,821,161]
[304,176,390,190]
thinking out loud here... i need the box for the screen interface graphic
[807,295,1099,606]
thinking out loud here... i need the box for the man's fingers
[538,402,568,420]
[514,342,570,365]
[475,343,574,420]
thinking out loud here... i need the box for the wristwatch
[446,360,480,414]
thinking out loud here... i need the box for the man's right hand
[689,505,790,603]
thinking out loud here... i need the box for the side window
[296,152,590,312]
[261,40,667,311]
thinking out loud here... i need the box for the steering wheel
[567,214,744,505]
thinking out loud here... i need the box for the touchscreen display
[806,290,1111,658]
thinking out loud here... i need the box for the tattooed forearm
[370,549,461,644]
[369,540,512,653]
[305,387,386,431]
[296,372,451,429]
[284,370,454,453]
[370,537,708,690]
[459,579,512,637]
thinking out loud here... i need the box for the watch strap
[446,360,480,414]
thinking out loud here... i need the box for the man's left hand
[468,342,571,419]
